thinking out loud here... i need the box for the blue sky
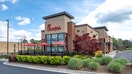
[0,0,132,42]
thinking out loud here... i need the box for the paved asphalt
[114,50,132,62]
[0,61,66,74]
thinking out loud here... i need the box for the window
[46,46,51,52]
[58,33,64,42]
[52,46,57,52]
[46,35,51,41]
[77,30,80,32]
[45,33,65,53]
[52,34,57,43]
[58,46,64,52]
[91,31,92,33]
[46,34,51,44]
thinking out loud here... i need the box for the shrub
[27,56,33,63]
[92,57,102,64]
[32,56,41,64]
[101,56,113,65]
[21,55,27,62]
[130,61,132,68]
[114,58,127,65]
[9,54,17,62]
[40,56,49,64]
[0,55,8,59]
[73,55,89,59]
[88,61,100,70]
[68,58,83,70]
[63,56,71,64]
[94,50,102,58]
[82,58,93,67]
[16,55,22,62]
[107,61,125,73]
[49,56,62,65]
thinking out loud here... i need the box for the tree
[74,33,100,55]
[118,39,123,46]
[30,39,40,44]
[123,40,132,48]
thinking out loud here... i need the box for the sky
[0,0,132,42]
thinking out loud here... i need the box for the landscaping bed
[10,61,132,74]
[9,54,132,74]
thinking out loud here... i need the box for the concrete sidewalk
[105,51,117,58]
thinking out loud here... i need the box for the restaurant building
[41,11,113,54]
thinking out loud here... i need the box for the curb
[3,61,101,74]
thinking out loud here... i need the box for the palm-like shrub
[68,58,83,70]
[63,56,71,64]
[73,55,89,59]
[27,56,33,63]
[107,61,125,73]
[49,56,62,65]
[88,61,100,70]
[21,55,27,62]
[101,56,113,65]
[40,56,49,64]
[32,56,41,64]
[16,55,22,62]
[82,58,93,67]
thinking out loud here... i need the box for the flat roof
[43,11,74,20]
[94,26,108,31]
[41,30,45,32]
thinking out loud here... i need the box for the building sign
[47,24,61,31]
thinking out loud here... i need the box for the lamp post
[6,20,9,56]
[30,39,35,55]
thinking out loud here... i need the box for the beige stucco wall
[95,29,105,38]
[95,28,110,43]
[44,15,71,34]
[0,42,24,54]
[86,26,98,39]
[41,31,45,39]
[75,25,98,39]
[75,25,87,35]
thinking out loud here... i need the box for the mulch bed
[11,62,132,74]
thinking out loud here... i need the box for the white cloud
[0,21,32,42]
[39,24,45,30]
[10,0,18,4]
[15,16,31,26]
[78,0,132,40]
[1,4,8,11]
[0,21,7,40]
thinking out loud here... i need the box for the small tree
[74,33,100,55]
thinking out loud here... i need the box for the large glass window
[52,34,57,42]
[45,33,65,53]
[46,46,51,52]
[58,33,64,42]
[52,46,57,52]
[58,46,64,52]
[46,35,51,41]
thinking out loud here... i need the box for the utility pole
[6,20,9,56]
